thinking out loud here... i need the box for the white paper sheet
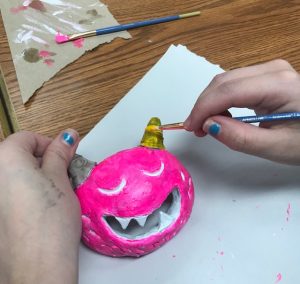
[77,45,300,284]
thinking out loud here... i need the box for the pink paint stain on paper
[286,203,291,222]
[73,38,85,48]
[43,59,54,67]
[275,273,282,283]
[11,0,46,14]
[38,50,56,66]
[38,50,51,58]
[10,5,28,14]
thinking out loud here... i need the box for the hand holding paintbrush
[159,112,300,130]
[162,60,300,165]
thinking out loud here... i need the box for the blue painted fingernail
[62,132,75,146]
[208,123,221,136]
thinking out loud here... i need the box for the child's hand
[184,59,300,165]
[0,130,81,284]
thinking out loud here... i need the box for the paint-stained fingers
[42,129,79,186]
[184,69,300,134]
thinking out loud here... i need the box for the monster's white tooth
[135,216,148,227]
[159,211,173,224]
[115,217,131,230]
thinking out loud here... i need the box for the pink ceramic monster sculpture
[69,117,194,257]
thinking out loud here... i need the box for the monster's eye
[97,178,126,195]
[142,161,165,177]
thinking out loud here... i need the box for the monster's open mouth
[103,188,181,240]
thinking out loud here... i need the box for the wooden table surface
[1,0,300,142]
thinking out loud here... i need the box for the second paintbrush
[56,11,200,43]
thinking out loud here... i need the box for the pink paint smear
[43,59,54,67]
[11,1,46,14]
[73,38,85,48]
[275,273,282,283]
[55,32,69,44]
[10,5,28,14]
[286,203,291,222]
[38,50,51,58]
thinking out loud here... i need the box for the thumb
[42,129,79,181]
[202,116,278,158]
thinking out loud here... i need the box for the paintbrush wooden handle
[159,122,184,130]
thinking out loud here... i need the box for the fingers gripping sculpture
[69,118,194,257]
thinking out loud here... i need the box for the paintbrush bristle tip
[55,32,70,44]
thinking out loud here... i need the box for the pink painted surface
[10,5,28,14]
[76,146,194,257]
[43,59,54,66]
[275,273,282,283]
[73,38,85,48]
[39,50,51,58]
[55,32,69,44]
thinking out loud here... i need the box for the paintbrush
[159,112,300,130]
[55,11,200,44]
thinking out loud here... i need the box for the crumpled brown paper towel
[0,0,131,103]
